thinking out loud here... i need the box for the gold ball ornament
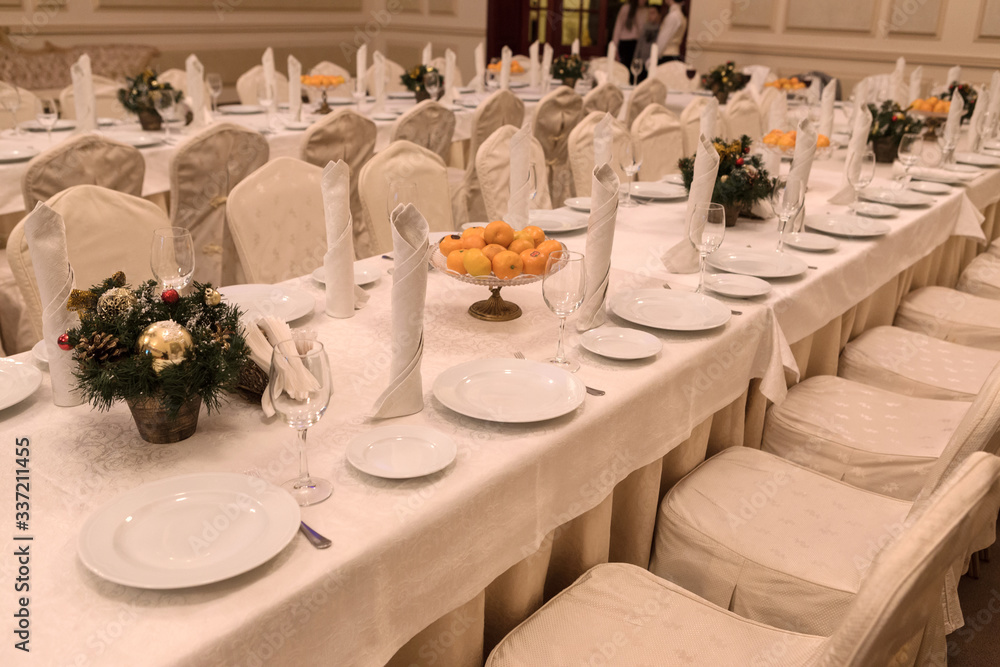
[96,287,137,319]
[204,288,221,306]
[136,320,193,374]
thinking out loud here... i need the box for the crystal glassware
[154,90,176,141]
[542,249,586,372]
[688,202,726,293]
[630,56,644,86]
[257,79,276,134]
[207,73,223,114]
[423,71,442,101]
[619,139,642,208]
[896,133,924,189]
[35,97,58,143]
[847,149,876,216]
[768,179,806,252]
[150,227,195,291]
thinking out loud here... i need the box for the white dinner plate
[805,213,891,238]
[346,425,457,479]
[372,112,397,121]
[782,232,840,252]
[610,289,731,331]
[20,119,75,132]
[433,358,586,423]
[310,263,381,286]
[221,104,265,114]
[529,208,589,233]
[661,174,685,186]
[629,182,688,200]
[388,91,415,99]
[326,98,357,106]
[113,132,164,148]
[860,187,934,207]
[97,117,118,127]
[77,473,300,589]
[282,120,312,131]
[509,81,530,89]
[580,326,662,360]
[955,152,1000,168]
[704,273,772,298]
[518,93,542,102]
[31,339,48,365]
[849,201,899,218]
[219,284,314,322]
[0,146,39,163]
[985,139,1000,151]
[0,358,42,411]
[563,197,592,212]
[908,181,951,195]
[706,250,808,278]
[943,163,981,174]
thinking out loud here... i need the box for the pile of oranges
[439,220,562,279]
[300,75,345,88]
[910,97,951,114]
[487,61,525,74]
[762,129,831,150]
[765,77,807,91]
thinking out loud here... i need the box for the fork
[513,351,605,396]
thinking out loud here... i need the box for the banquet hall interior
[3,0,1000,665]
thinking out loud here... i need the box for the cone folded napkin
[323,160,369,318]
[288,55,302,122]
[541,44,554,95]
[507,124,532,230]
[474,42,486,94]
[943,93,964,148]
[262,48,276,100]
[529,41,541,88]
[576,164,620,332]
[662,135,720,273]
[500,47,513,91]
[356,44,368,97]
[186,55,209,129]
[700,97,719,140]
[422,43,433,67]
[70,54,96,132]
[819,79,837,138]
[786,118,817,231]
[373,51,387,112]
[829,104,872,205]
[442,49,458,105]
[909,66,923,105]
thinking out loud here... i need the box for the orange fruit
[462,248,492,276]
[508,237,534,255]
[461,234,487,250]
[492,250,523,279]
[816,134,830,148]
[484,220,514,247]
[535,239,562,257]
[461,226,486,238]
[439,234,464,256]
[446,249,468,274]
[520,249,547,276]
[777,134,796,150]
[481,243,506,262]
[522,225,546,245]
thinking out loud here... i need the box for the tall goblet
[542,249,586,372]
[35,97,58,143]
[150,227,195,292]
[154,90,177,142]
[688,202,726,294]
[768,179,806,252]
[896,133,923,189]
[619,139,642,208]
[847,149,876,217]
[207,73,223,114]
[630,56,644,86]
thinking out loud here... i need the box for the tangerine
[520,249,547,275]
[535,239,562,257]
[508,237,535,254]
[492,250,523,279]
[522,225,546,245]
[446,249,468,274]
[439,234,464,256]
[461,226,486,238]
[484,220,515,247]
[461,234,487,250]
[481,243,506,262]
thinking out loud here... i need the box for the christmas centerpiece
[401,64,441,102]
[300,74,346,114]
[550,54,586,89]
[941,82,977,122]
[867,101,924,163]
[678,135,774,227]
[118,69,183,131]
[700,61,749,105]
[63,272,249,443]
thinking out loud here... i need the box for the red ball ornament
[57,333,72,351]
[161,289,179,305]
[736,157,745,166]
[743,146,751,154]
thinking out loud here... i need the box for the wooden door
[489,0,611,59]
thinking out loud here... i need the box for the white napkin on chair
[577,164,620,332]
[648,44,659,81]
[529,41,541,88]
[819,79,837,138]
[422,43,433,67]
[373,51,387,112]
[605,43,616,82]
[968,88,989,151]
[371,204,430,419]
[70,54,95,132]
[262,47,276,101]
[186,55,208,129]
[944,92,964,148]
[572,39,580,57]
[507,124,531,230]
[829,104,873,205]
[889,57,906,105]
[287,55,302,122]
[663,135,719,273]
[500,46,512,91]
[474,42,486,93]
[769,91,788,131]
[946,66,961,90]
[909,67,923,105]
[700,97,718,140]
[787,117,817,230]
[356,44,368,96]
[22,203,82,407]
[541,43,554,95]
[323,160,369,318]
[594,112,613,168]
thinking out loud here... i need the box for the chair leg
[969,551,981,580]
[981,546,991,563]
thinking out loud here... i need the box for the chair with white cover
[21,134,144,210]
[359,140,454,256]
[532,86,584,204]
[475,125,551,222]
[428,56,464,93]
[587,57,629,86]
[0,83,38,130]
[488,452,1000,667]
[461,90,525,222]
[623,76,666,129]
[956,250,1000,301]
[567,111,631,197]
[59,75,126,120]
[894,286,1000,351]
[235,65,289,105]
[652,60,694,92]
[391,100,456,162]
[581,82,624,117]
[7,185,168,343]
[680,96,728,156]
[366,58,407,95]
[630,104,683,181]
[724,93,763,141]
[308,61,352,101]
[226,158,325,284]
[300,108,377,259]
[168,123,269,286]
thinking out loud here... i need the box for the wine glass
[619,140,642,208]
[630,56,644,86]
[257,79,276,133]
[270,337,333,506]
[688,202,726,294]
[542,249,586,372]
[896,133,924,190]
[150,227,195,291]
[34,97,58,143]
[768,179,806,252]
[0,83,21,135]
[207,73,223,114]
[353,86,366,114]
[975,110,997,152]
[424,71,442,101]
[154,90,176,141]
[847,149,876,217]
[386,180,418,221]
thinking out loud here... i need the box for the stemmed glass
[542,250,586,372]
[847,149,876,216]
[619,140,642,208]
[630,56,644,86]
[257,79,276,134]
[386,180,417,220]
[688,202,726,294]
[34,97,58,143]
[896,133,924,190]
[154,90,176,142]
[768,179,806,252]
[424,71,442,101]
[353,85,366,114]
[974,110,997,153]
[270,337,333,506]
[150,227,195,291]
[207,73,223,114]
[0,83,21,135]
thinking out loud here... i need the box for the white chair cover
[581,82,624,117]
[21,134,144,210]
[680,96,727,155]
[7,185,167,342]
[308,61,352,100]
[567,111,630,197]
[235,65,289,105]
[365,58,407,95]
[630,103,684,180]
[724,95,763,141]
[957,252,1000,301]
[0,83,37,130]
[461,90,525,221]
[391,100,456,162]
[58,75,125,120]
[226,158,326,284]
[653,60,694,92]
[359,140,454,256]
[895,286,1000,351]
[532,86,584,204]
[623,76,666,129]
[587,57,629,85]
[300,108,377,259]
[475,124,551,222]
[168,122,269,286]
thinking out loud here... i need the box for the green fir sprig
[678,135,774,210]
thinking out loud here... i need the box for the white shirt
[613,4,646,44]
[656,4,685,54]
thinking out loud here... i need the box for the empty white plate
[580,326,662,360]
[610,289,731,331]
[372,112,397,121]
[782,232,840,252]
[564,197,592,212]
[221,104,265,114]
[850,201,899,218]
[704,273,772,298]
[283,120,312,131]
[630,182,688,200]
[805,214,891,238]
[956,152,1000,167]
[311,264,381,286]
[0,358,42,411]
[860,187,934,207]
[529,208,589,233]
[388,91,415,99]
[661,174,685,186]
[706,250,808,278]
[346,425,457,479]
[908,181,951,195]
[0,146,38,163]
[219,284,315,322]
[20,119,75,132]
[113,132,163,148]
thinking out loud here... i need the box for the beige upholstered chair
[168,123,269,286]
[7,185,167,343]
[300,108,377,259]
[957,250,1000,300]
[532,86,583,204]
[0,83,38,130]
[623,76,666,129]
[427,56,464,93]
[895,286,1000,351]
[587,57,629,86]
[359,140,454,256]
[58,74,126,120]
[475,125,551,222]
[365,57,407,95]
[725,93,764,141]
[235,65,289,105]
[567,111,630,198]
[680,96,728,156]
[391,100,456,162]
[21,134,145,211]
[461,90,525,221]
[226,158,326,284]
[308,61,352,100]
[652,60,695,92]
[630,103,683,181]
[581,82,623,117]
[489,452,1000,667]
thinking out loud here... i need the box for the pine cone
[211,322,234,352]
[75,332,126,364]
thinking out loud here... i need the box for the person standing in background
[612,0,647,72]
[634,4,663,83]
[657,0,687,64]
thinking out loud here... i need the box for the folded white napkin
[648,44,659,80]
[989,71,1000,119]
[70,54,95,132]
[323,160,369,318]
[529,41,540,88]
[373,51,387,112]
[441,49,458,105]
[577,164,620,332]
[500,46,512,91]
[944,92,964,148]
[968,88,989,151]
[829,104,872,205]
[605,43,616,82]
[819,79,837,138]
[700,97,718,140]
[507,124,532,230]
[889,57,906,105]
[186,54,208,129]
[262,47,276,101]
[946,66,961,89]
[663,134,719,273]
[909,66,923,105]
[287,55,302,122]
[807,77,822,105]
[474,42,486,93]
[541,43,554,95]
[748,66,769,104]
[572,39,580,57]
[356,44,368,96]
[422,42,432,67]
[371,204,430,419]
[594,112,613,168]
[256,317,319,417]
[769,91,788,131]
[787,118,817,230]
[892,161,979,183]
[22,203,82,406]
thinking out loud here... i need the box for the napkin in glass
[373,51,387,112]
[541,43,554,95]
[944,92,964,149]
[288,55,302,122]
[255,317,319,417]
[829,104,872,205]
[422,42,433,67]
[186,54,209,129]
[474,42,486,93]
[889,57,906,105]
[819,79,837,138]
[507,124,531,230]
[700,97,718,139]
[356,44,368,97]
[787,117,817,231]
[262,47,276,100]
[323,160,369,318]
[70,54,96,132]
[577,163,620,332]
[500,46,513,91]
[909,66,923,105]
[529,41,540,88]
[572,39,580,57]
[769,90,787,131]
[22,203,82,406]
[605,42,617,82]
[648,44,659,80]
[662,134,719,273]
[441,49,457,105]
[968,88,989,152]
[371,203,430,419]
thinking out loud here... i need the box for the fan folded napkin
[500,47,513,91]
[541,44,554,95]
[474,42,486,93]
[662,134,719,273]
[943,92,964,148]
[422,43,432,67]
[507,124,532,230]
[577,164,620,332]
[186,55,209,129]
[819,79,837,138]
[529,41,541,88]
[829,104,872,205]
[323,160,370,318]
[373,51,387,112]
[287,55,302,122]
[371,204,430,418]
[70,54,96,132]
[262,48,276,102]
[356,44,368,97]
[909,66,923,105]
[786,118,817,231]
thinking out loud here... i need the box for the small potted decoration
[678,135,774,227]
[301,74,346,114]
[700,61,748,105]
[867,101,924,163]
[941,82,978,122]
[550,54,586,89]
[118,69,183,131]
[401,64,441,102]
[63,272,249,444]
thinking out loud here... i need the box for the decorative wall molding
[979,0,1000,39]
[97,0,363,9]
[785,0,877,33]
[731,0,773,29]
[693,39,1000,69]
[886,0,943,37]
